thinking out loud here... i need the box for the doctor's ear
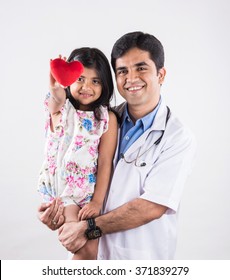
[158,67,166,85]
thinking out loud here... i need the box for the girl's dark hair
[65,47,114,119]
[111,31,164,73]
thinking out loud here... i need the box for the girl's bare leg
[64,204,80,223]
[72,239,98,260]
[64,204,98,260]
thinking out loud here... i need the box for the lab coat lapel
[123,101,169,157]
[113,127,121,166]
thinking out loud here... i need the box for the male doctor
[38,31,196,259]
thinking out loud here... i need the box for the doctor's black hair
[65,47,114,120]
[111,31,165,73]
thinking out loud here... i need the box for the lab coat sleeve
[141,125,196,213]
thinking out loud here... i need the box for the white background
[0,0,229,260]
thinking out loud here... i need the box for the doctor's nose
[126,70,139,83]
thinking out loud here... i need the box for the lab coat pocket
[111,244,152,260]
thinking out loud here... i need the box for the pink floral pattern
[38,98,109,206]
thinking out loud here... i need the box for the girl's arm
[48,71,66,131]
[78,111,118,220]
[92,111,118,205]
[48,72,66,114]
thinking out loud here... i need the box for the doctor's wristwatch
[85,218,102,240]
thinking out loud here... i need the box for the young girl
[38,48,118,259]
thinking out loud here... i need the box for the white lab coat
[97,100,196,260]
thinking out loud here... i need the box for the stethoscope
[120,106,171,167]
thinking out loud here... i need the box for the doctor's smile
[125,85,145,93]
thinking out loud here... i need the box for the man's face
[115,47,166,114]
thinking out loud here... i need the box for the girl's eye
[77,77,84,82]
[93,79,101,85]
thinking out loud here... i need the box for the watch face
[86,228,102,240]
[93,229,102,238]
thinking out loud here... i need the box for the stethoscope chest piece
[139,161,146,167]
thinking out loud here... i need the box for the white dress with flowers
[38,97,109,207]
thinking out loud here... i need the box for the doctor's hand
[38,198,65,231]
[58,221,88,254]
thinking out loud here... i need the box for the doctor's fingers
[39,199,59,225]
[51,204,65,229]
[39,206,53,228]
[42,208,64,231]
[49,214,65,231]
[48,198,63,221]
[38,202,51,213]
[56,214,65,228]
[59,236,86,254]
[62,242,77,254]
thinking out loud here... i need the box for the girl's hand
[78,201,101,221]
[49,55,66,98]
[38,198,65,231]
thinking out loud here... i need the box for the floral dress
[38,97,109,207]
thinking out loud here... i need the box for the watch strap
[85,218,102,240]
[87,218,96,230]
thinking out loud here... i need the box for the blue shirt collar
[121,104,131,128]
[121,97,162,131]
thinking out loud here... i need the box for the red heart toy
[50,58,84,87]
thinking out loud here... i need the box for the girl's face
[70,67,102,110]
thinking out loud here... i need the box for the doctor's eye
[137,66,147,71]
[116,69,128,76]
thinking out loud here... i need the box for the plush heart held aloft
[50,58,84,87]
